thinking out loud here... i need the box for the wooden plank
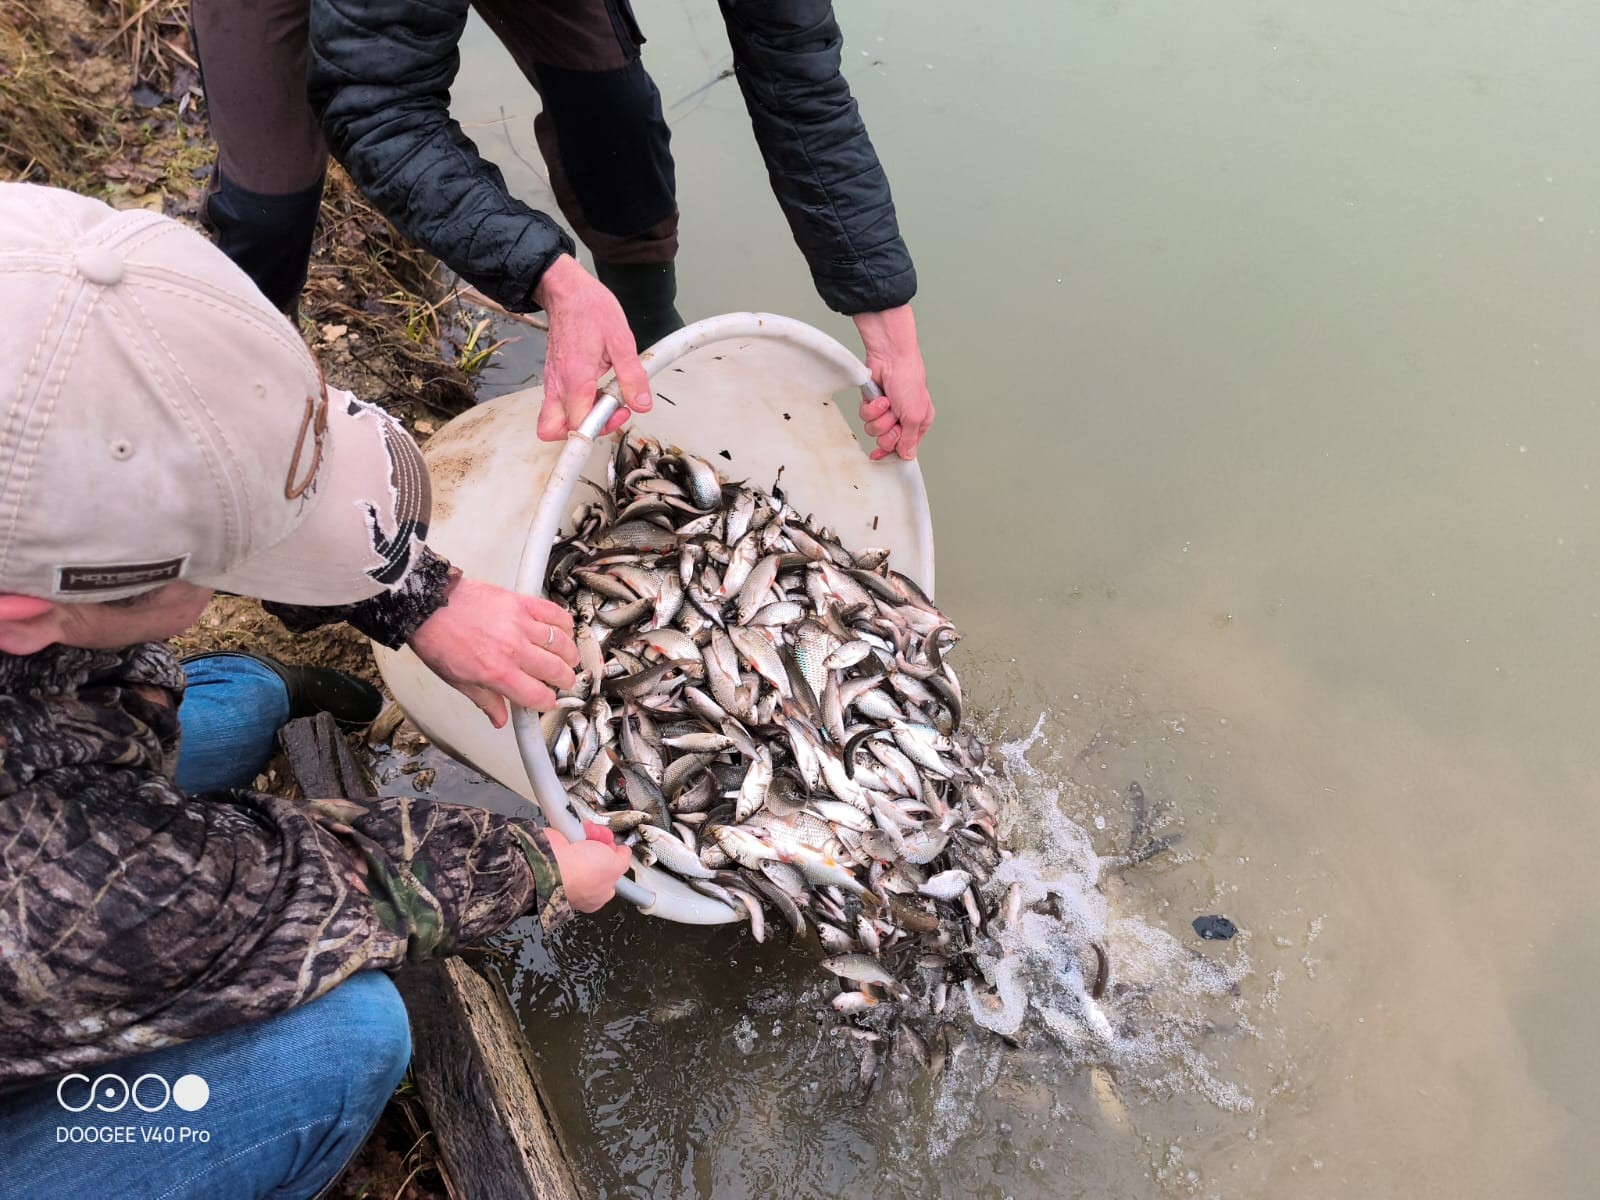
[395,957,582,1200]
[275,714,581,1200]
[276,711,373,798]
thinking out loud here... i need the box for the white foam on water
[952,714,1255,1122]
[926,1030,1005,1159]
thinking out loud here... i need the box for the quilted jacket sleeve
[307,0,577,310]
[718,0,917,314]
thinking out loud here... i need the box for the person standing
[188,0,935,459]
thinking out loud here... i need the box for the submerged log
[276,715,582,1200]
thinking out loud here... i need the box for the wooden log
[395,957,582,1200]
[276,711,373,798]
[274,715,582,1200]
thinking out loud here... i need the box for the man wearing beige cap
[0,182,631,1199]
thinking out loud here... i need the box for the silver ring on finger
[544,625,555,648]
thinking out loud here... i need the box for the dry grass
[304,169,485,415]
[0,2,111,182]
[5,0,498,414]
[96,0,196,85]
[327,1073,459,1200]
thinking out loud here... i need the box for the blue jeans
[0,654,412,1200]
[173,652,292,792]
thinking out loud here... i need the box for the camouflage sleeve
[0,774,570,1086]
[284,791,574,957]
[263,544,458,649]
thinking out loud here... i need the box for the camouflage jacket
[0,556,571,1087]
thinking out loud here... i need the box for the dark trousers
[189,0,680,313]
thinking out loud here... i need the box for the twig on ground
[445,283,551,332]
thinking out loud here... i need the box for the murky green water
[435,2,1600,1195]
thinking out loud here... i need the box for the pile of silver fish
[543,435,1008,1033]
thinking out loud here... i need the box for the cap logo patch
[56,556,189,594]
[346,397,431,588]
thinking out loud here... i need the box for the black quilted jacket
[307,0,917,315]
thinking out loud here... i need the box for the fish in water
[542,434,1122,1044]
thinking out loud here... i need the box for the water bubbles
[955,720,1255,1119]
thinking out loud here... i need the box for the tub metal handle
[511,314,878,924]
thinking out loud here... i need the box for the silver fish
[705,630,748,718]
[758,859,810,902]
[598,520,678,551]
[736,554,783,623]
[724,884,766,942]
[792,619,841,700]
[719,532,760,597]
[788,845,876,904]
[748,874,806,939]
[809,799,873,832]
[662,731,735,754]
[709,824,780,868]
[735,746,772,822]
[831,990,880,1013]
[638,824,714,878]
[724,489,757,546]
[728,626,790,696]
[674,451,724,510]
[746,600,805,627]
[820,954,907,999]
[918,869,973,901]
[661,752,711,801]
[822,640,874,671]
[890,720,955,778]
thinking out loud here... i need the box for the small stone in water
[1193,914,1237,940]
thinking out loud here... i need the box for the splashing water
[491,709,1260,1196]
[940,713,1254,1135]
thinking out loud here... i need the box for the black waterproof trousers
[189,0,678,313]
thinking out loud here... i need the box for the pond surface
[435,2,1600,1195]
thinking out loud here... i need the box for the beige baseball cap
[0,182,431,605]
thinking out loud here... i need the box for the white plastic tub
[374,313,935,921]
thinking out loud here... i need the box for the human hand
[853,304,936,460]
[532,254,652,441]
[407,576,579,727]
[545,822,633,912]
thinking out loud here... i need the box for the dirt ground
[2,2,508,1194]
